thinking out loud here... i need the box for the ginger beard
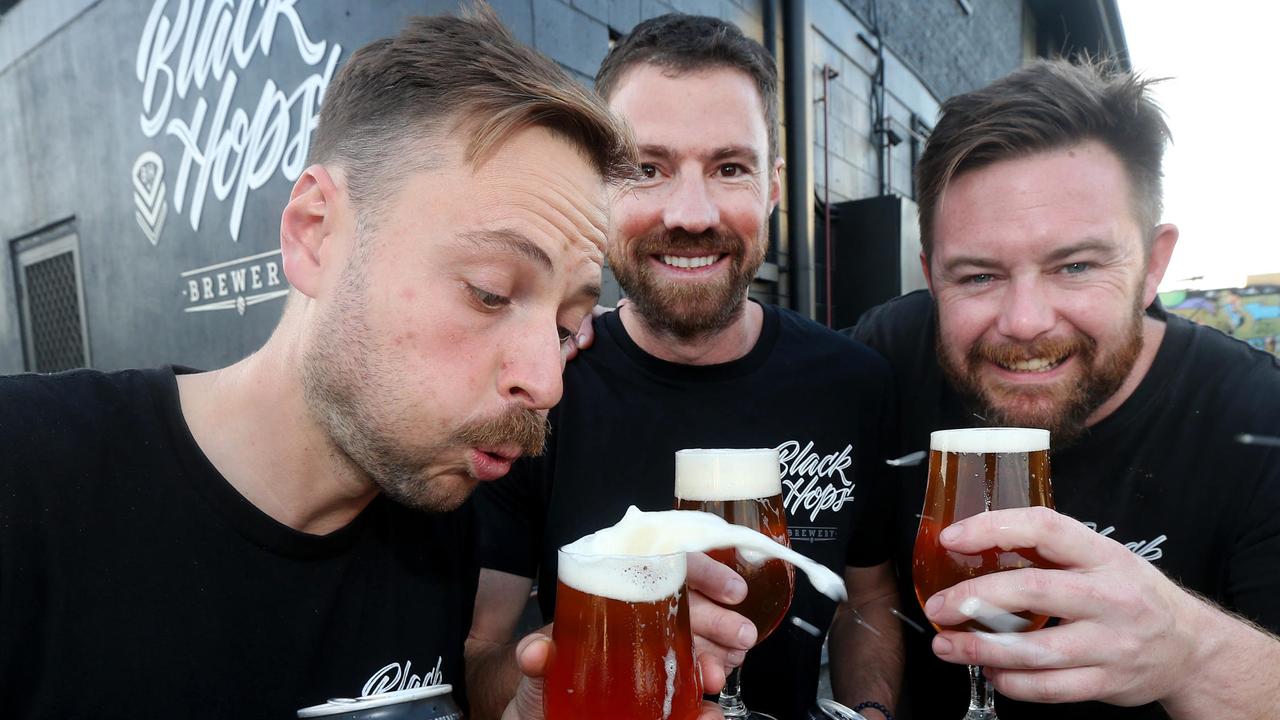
[607,224,768,340]
[302,246,548,512]
[936,290,1145,446]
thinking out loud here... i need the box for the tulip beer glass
[544,547,703,720]
[675,448,795,720]
[912,428,1054,720]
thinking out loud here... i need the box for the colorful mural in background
[1161,285,1280,356]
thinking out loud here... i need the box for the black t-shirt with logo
[0,368,477,719]
[476,303,895,720]
[850,290,1280,720]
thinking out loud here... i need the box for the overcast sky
[1118,1,1280,291]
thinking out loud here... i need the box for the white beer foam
[562,506,848,603]
[558,547,687,603]
[930,428,1049,454]
[674,448,781,501]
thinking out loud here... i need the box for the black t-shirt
[0,368,477,719]
[476,303,895,720]
[850,290,1280,720]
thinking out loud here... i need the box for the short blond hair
[309,2,635,224]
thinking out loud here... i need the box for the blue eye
[966,274,993,285]
[1062,262,1089,274]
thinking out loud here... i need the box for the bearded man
[850,58,1280,720]
[468,13,902,720]
[0,6,654,718]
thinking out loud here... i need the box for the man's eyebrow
[636,144,675,163]
[941,239,1120,275]
[575,282,602,305]
[941,255,1001,274]
[457,230,552,271]
[707,145,761,167]
[1043,239,1117,264]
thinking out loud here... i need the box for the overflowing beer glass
[544,502,846,720]
[912,428,1054,720]
[545,545,703,720]
[675,448,794,720]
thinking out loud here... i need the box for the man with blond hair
[0,6,689,718]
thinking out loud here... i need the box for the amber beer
[913,428,1054,633]
[674,448,796,641]
[544,548,703,720]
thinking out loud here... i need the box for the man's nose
[499,328,564,411]
[995,278,1056,341]
[662,172,720,234]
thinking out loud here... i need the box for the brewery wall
[0,0,1111,375]
[0,0,766,375]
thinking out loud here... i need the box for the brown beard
[302,250,549,512]
[936,301,1144,446]
[607,226,766,341]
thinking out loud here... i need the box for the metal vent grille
[22,251,86,372]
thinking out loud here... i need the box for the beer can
[297,684,463,720]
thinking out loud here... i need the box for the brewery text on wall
[135,0,341,244]
[133,0,342,317]
[183,249,287,316]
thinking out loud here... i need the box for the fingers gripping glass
[912,428,1054,720]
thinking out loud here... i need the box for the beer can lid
[297,684,454,717]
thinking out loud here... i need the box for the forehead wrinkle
[479,166,607,265]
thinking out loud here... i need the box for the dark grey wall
[838,0,1024,101]
[0,0,764,375]
[1,0,1033,375]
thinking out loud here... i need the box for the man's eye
[965,273,993,285]
[469,286,510,309]
[718,164,745,178]
[638,164,658,179]
[1062,262,1090,275]
[558,326,575,346]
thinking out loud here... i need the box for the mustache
[971,334,1093,366]
[452,406,550,457]
[630,227,739,257]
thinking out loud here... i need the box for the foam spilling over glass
[560,505,847,603]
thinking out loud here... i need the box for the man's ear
[281,164,345,299]
[768,156,784,214]
[1142,223,1179,307]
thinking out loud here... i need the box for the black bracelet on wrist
[852,701,894,720]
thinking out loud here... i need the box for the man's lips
[648,253,729,274]
[469,446,521,482]
[983,352,1074,382]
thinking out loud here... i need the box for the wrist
[1159,593,1276,719]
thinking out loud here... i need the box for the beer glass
[675,448,795,720]
[544,547,703,720]
[912,428,1054,720]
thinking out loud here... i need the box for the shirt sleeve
[1226,443,1280,633]
[472,455,544,579]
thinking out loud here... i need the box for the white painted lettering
[250,265,262,289]
[230,267,247,293]
[266,260,280,286]
[136,0,340,242]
